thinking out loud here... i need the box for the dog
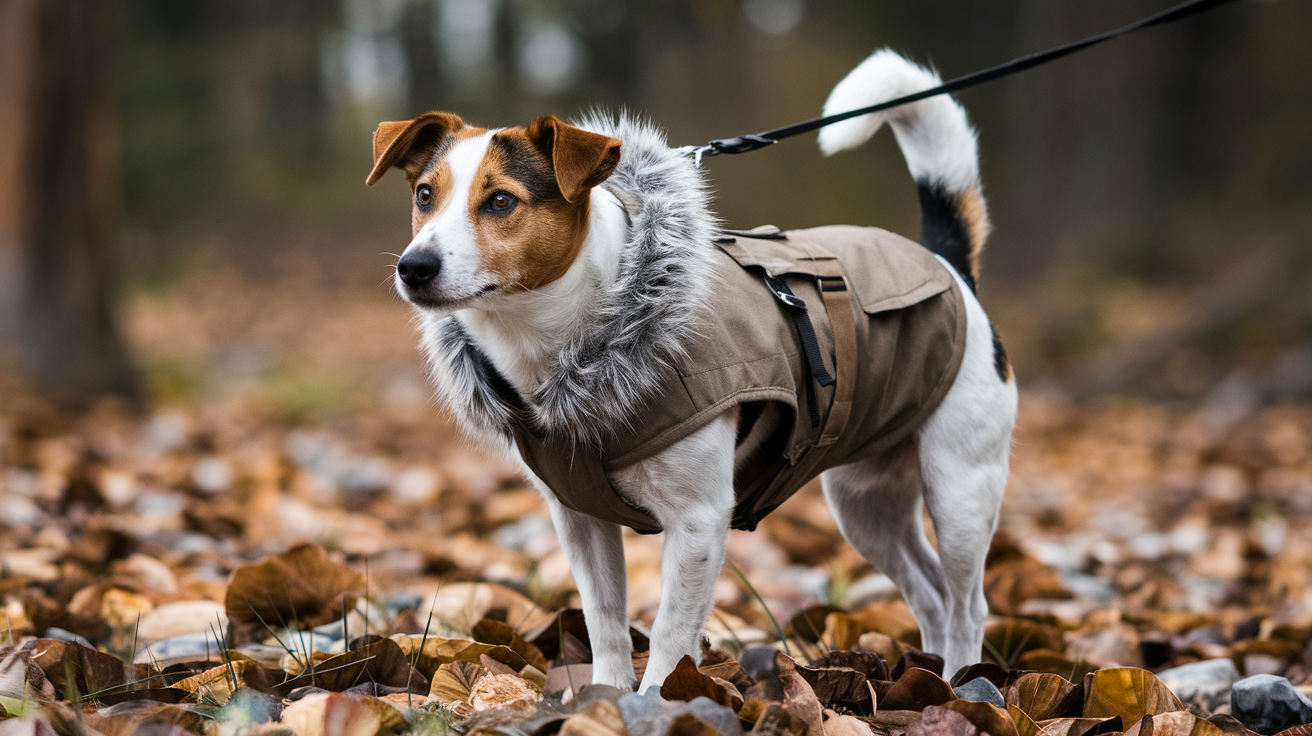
[367,49,1017,693]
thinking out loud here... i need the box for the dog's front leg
[611,412,738,694]
[538,493,637,689]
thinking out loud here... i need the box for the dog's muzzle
[397,251,442,292]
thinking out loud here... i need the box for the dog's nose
[397,251,442,289]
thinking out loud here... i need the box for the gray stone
[953,677,1006,708]
[618,691,743,736]
[133,631,223,664]
[41,628,95,650]
[1231,674,1312,735]
[1157,658,1240,710]
[738,646,780,682]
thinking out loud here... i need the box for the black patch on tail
[917,181,976,292]
[990,324,1011,382]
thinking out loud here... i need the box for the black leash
[680,0,1243,165]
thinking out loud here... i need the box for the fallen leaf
[660,655,743,711]
[468,673,540,712]
[174,660,275,704]
[1033,716,1125,736]
[282,691,404,736]
[1009,672,1082,721]
[909,706,980,736]
[392,636,528,677]
[824,710,875,736]
[471,617,548,672]
[559,699,626,736]
[940,699,1019,736]
[427,661,485,705]
[748,702,805,735]
[1150,712,1226,736]
[1083,668,1186,724]
[278,637,424,695]
[878,668,956,712]
[776,652,822,735]
[225,544,363,633]
[29,639,127,698]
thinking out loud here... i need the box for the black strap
[682,0,1241,161]
[763,273,835,428]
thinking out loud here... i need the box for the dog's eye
[416,185,433,207]
[487,192,518,213]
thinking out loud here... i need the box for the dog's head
[367,113,621,310]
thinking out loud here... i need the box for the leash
[679,0,1243,166]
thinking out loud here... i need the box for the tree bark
[0,0,136,400]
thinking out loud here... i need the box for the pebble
[41,628,95,649]
[1231,674,1312,735]
[617,691,743,736]
[738,646,781,682]
[134,631,224,664]
[1156,658,1239,711]
[953,677,1006,709]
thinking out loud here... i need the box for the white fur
[818,49,981,193]
[821,261,1016,680]
[407,68,1014,692]
[458,187,628,392]
[399,131,497,304]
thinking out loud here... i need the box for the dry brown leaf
[277,637,423,695]
[1149,712,1225,736]
[1010,672,1082,721]
[776,652,823,735]
[1083,668,1186,725]
[848,601,922,646]
[1033,716,1125,736]
[1014,649,1097,682]
[392,636,529,677]
[282,691,405,736]
[940,699,1020,736]
[471,617,548,672]
[792,661,872,709]
[825,710,875,736]
[1010,703,1040,736]
[748,703,805,735]
[878,668,956,712]
[29,639,127,698]
[224,543,363,630]
[660,655,743,711]
[135,600,228,643]
[174,660,275,704]
[427,661,485,705]
[559,699,626,736]
[909,706,980,736]
[467,673,540,711]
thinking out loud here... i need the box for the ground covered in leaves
[3,383,1312,736]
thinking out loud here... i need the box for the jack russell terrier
[367,49,1017,693]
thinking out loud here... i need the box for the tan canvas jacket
[513,224,968,534]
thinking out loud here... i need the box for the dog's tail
[818,50,989,291]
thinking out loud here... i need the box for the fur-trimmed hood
[419,113,719,448]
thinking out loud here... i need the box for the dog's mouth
[402,284,496,310]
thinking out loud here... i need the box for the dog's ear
[525,116,621,203]
[367,112,464,186]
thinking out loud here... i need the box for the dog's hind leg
[610,411,738,694]
[916,269,1017,679]
[821,439,951,656]
[526,475,637,689]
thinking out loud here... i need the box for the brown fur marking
[956,187,991,282]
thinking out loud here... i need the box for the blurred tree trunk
[0,0,136,399]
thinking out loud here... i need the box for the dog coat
[513,224,967,534]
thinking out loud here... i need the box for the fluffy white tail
[818,49,990,289]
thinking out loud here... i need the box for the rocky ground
[2,382,1312,736]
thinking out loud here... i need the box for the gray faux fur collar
[419,113,718,448]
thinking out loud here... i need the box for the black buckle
[818,275,847,292]
[764,274,807,310]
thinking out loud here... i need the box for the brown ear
[525,116,622,203]
[366,111,464,186]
